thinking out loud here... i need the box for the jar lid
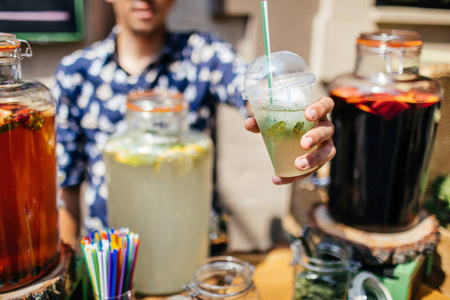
[357,30,422,48]
[192,256,254,295]
[0,33,32,59]
[348,271,393,300]
[0,33,19,50]
[126,89,187,113]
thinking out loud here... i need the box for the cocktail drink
[252,104,316,177]
[104,91,213,295]
[104,135,213,295]
[0,103,59,291]
[0,35,60,292]
[243,51,317,178]
[329,88,440,229]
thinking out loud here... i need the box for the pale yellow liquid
[252,105,317,177]
[104,133,213,295]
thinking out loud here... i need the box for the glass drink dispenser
[0,34,60,292]
[328,30,442,231]
[104,90,214,295]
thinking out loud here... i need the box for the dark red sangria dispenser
[328,30,442,232]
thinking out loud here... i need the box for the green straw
[260,1,273,104]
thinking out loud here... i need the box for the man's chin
[130,24,163,37]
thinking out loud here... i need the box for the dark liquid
[0,103,60,292]
[329,88,440,231]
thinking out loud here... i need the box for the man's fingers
[300,121,335,150]
[244,117,260,133]
[305,96,334,122]
[295,139,336,171]
[272,139,336,185]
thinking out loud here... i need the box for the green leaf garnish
[265,121,286,138]
[0,121,20,134]
[23,112,44,131]
[293,122,305,134]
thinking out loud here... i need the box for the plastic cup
[242,51,317,178]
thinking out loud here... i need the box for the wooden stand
[310,203,441,265]
[0,243,78,300]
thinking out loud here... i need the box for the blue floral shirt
[53,26,248,231]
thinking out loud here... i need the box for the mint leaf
[0,121,20,134]
[293,122,305,134]
[23,112,44,131]
[265,121,286,138]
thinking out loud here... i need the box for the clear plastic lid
[242,51,316,100]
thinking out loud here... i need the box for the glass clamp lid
[348,271,393,300]
[357,30,422,53]
[0,33,32,59]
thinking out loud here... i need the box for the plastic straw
[110,249,118,297]
[81,228,140,299]
[260,1,274,104]
[118,243,127,297]
[128,238,140,291]
[108,250,112,297]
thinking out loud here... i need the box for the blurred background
[2,0,450,252]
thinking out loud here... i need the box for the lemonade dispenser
[0,33,60,292]
[104,90,214,295]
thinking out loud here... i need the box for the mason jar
[104,90,214,295]
[328,30,442,231]
[173,256,259,300]
[0,33,60,292]
[347,272,393,300]
[291,239,360,300]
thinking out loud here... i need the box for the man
[54,0,336,248]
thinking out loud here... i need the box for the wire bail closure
[0,38,33,59]
[183,284,201,299]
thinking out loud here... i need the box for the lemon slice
[154,147,193,177]
[183,144,207,160]
[114,150,141,167]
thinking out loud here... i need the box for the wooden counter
[137,247,450,300]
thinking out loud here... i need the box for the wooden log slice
[310,203,440,265]
[0,243,76,300]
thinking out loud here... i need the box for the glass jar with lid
[169,256,259,300]
[328,30,442,232]
[291,234,394,300]
[291,239,361,300]
[0,33,60,292]
[103,90,214,295]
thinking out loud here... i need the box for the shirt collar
[102,25,121,65]
[102,25,179,66]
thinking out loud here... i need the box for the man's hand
[244,96,336,185]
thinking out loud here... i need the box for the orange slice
[331,87,363,99]
[0,109,12,125]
